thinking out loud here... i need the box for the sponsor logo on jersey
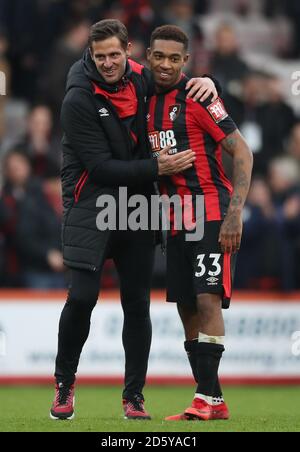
[207,99,228,123]
[148,131,161,152]
[148,130,178,155]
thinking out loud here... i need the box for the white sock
[198,332,225,345]
[195,393,213,405]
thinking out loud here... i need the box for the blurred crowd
[0,0,299,291]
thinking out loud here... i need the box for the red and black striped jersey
[147,75,237,233]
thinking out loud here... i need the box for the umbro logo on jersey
[99,108,109,117]
[169,104,181,122]
[146,113,151,122]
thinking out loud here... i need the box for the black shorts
[166,221,237,309]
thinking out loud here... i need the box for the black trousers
[55,230,155,399]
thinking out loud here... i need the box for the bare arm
[219,130,253,254]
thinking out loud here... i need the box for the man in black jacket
[50,19,218,421]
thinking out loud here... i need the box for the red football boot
[50,383,75,420]
[165,413,189,421]
[184,398,213,421]
[166,399,230,421]
[123,394,151,420]
[211,402,230,420]
[184,398,229,421]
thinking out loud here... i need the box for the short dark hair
[89,19,128,50]
[150,25,189,52]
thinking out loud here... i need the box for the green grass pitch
[0,385,299,432]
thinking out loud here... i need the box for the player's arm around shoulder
[185,76,219,102]
[219,129,253,255]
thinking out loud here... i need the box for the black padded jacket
[61,50,158,271]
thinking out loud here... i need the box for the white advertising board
[0,295,300,380]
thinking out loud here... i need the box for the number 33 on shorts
[195,253,222,278]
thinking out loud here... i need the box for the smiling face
[90,36,131,84]
[147,39,189,91]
